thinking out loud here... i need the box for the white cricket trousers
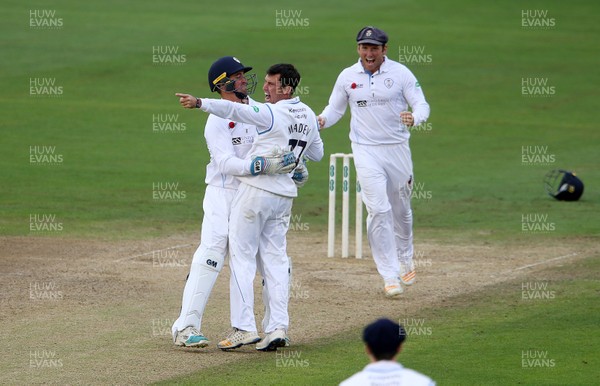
[351,141,414,282]
[172,185,235,337]
[228,183,292,333]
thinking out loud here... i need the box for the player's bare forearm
[199,99,272,128]
[175,93,199,109]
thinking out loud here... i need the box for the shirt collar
[364,360,403,372]
[274,96,300,105]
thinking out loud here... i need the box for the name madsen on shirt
[288,123,311,135]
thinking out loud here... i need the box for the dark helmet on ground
[544,169,584,201]
[208,56,256,98]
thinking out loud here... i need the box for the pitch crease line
[116,243,194,262]
[514,252,579,271]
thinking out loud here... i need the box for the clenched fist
[400,111,414,127]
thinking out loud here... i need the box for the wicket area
[327,153,363,258]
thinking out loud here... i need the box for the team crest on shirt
[384,78,394,89]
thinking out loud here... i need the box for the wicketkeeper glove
[250,146,297,176]
[292,158,309,188]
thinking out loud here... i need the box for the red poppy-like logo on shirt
[351,83,357,89]
[229,122,235,128]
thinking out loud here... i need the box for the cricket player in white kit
[172,57,296,348]
[339,318,435,386]
[186,63,324,351]
[319,26,430,298]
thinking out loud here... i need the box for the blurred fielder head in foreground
[339,318,436,385]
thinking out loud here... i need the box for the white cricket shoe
[173,326,210,348]
[256,328,288,351]
[217,328,260,350]
[384,279,403,298]
[400,263,416,286]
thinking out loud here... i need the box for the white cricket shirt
[200,96,324,197]
[339,361,435,386]
[203,98,259,189]
[320,56,430,145]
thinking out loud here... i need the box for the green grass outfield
[1,0,598,240]
[1,0,599,384]
[158,255,599,385]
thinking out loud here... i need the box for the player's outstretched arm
[176,93,273,129]
[175,93,199,109]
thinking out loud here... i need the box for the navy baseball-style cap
[363,318,406,355]
[208,56,253,92]
[356,26,389,45]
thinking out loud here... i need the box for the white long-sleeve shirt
[200,96,324,197]
[320,56,430,145]
[203,107,257,189]
[339,361,435,386]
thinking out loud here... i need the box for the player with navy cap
[171,56,295,349]
[319,26,431,298]
[176,62,324,351]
